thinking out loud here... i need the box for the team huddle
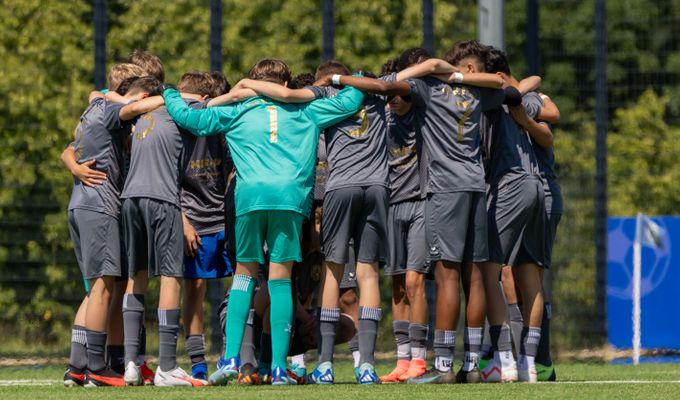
[62,39,562,388]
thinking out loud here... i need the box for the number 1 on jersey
[267,106,278,143]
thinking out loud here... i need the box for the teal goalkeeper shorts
[235,210,304,264]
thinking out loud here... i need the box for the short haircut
[397,47,431,71]
[315,60,350,80]
[108,63,146,92]
[116,77,138,96]
[380,57,399,76]
[210,71,231,97]
[127,50,165,82]
[177,71,214,97]
[248,59,292,85]
[444,40,490,71]
[485,47,512,75]
[127,76,161,96]
[289,73,316,89]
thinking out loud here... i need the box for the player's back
[387,108,420,204]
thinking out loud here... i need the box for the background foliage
[0,0,678,355]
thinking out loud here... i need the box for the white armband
[332,74,342,86]
[540,94,550,101]
[453,72,464,84]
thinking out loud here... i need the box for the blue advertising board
[607,216,680,349]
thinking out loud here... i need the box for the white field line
[0,379,61,386]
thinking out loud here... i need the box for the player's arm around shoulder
[305,86,366,130]
[163,87,232,137]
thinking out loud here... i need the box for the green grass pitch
[0,361,678,400]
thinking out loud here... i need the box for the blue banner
[607,216,679,349]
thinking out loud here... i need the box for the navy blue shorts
[183,231,233,279]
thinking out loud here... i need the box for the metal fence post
[93,0,107,89]
[422,0,434,55]
[322,0,335,61]
[526,0,539,76]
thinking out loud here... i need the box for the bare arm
[104,91,128,104]
[395,58,458,81]
[119,96,165,121]
[232,79,316,103]
[89,91,105,103]
[60,146,107,187]
[517,76,542,95]
[330,75,411,96]
[206,88,258,107]
[538,94,561,123]
[509,105,554,148]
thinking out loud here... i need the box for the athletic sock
[393,320,411,361]
[348,333,360,368]
[259,332,272,367]
[292,353,306,368]
[481,319,492,358]
[69,325,88,371]
[186,334,206,370]
[225,275,255,359]
[318,307,340,364]
[490,324,514,369]
[408,323,428,360]
[157,308,180,372]
[520,326,541,370]
[463,327,483,371]
[137,324,147,365]
[508,303,524,354]
[358,306,381,365]
[268,279,293,371]
[85,330,107,372]
[535,303,553,366]
[433,329,455,372]
[122,294,144,365]
[239,309,258,367]
[106,345,125,373]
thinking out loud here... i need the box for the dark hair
[116,76,138,95]
[397,47,431,71]
[315,60,350,80]
[177,71,214,97]
[127,76,162,96]
[380,57,399,76]
[444,40,490,71]
[127,50,165,82]
[248,59,292,85]
[485,47,512,75]
[289,73,316,89]
[210,71,231,97]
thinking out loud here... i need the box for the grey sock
[489,324,513,352]
[535,303,552,365]
[186,334,206,367]
[158,308,180,372]
[86,330,107,372]
[239,309,257,367]
[393,320,410,360]
[433,329,455,372]
[123,294,144,364]
[318,307,340,363]
[69,325,88,371]
[408,323,428,358]
[508,303,524,353]
[219,290,229,356]
[348,333,359,353]
[520,327,542,357]
[464,327,483,354]
[358,306,381,365]
[481,319,492,357]
[106,345,125,372]
[139,324,147,360]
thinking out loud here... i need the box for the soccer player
[120,75,212,387]
[128,49,165,83]
[61,73,162,387]
[161,58,365,386]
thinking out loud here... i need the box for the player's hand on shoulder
[314,74,333,87]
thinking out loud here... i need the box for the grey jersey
[181,101,229,235]
[314,134,328,201]
[387,108,420,204]
[315,76,391,192]
[523,93,556,180]
[407,77,505,193]
[122,99,202,207]
[67,98,129,218]
[480,102,540,187]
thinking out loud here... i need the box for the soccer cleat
[536,362,556,381]
[287,368,306,385]
[84,368,126,387]
[154,366,208,387]
[456,366,481,384]
[517,357,538,383]
[406,367,457,384]
[399,358,427,382]
[480,358,518,383]
[380,359,410,383]
[290,363,307,382]
[64,367,85,387]
[191,362,208,381]
[307,361,334,385]
[124,361,143,386]
[271,367,297,386]
[140,361,155,385]
[209,357,240,386]
[237,363,262,385]
[356,363,381,385]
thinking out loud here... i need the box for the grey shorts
[322,185,388,265]
[68,209,122,279]
[425,191,488,264]
[122,198,184,278]
[487,176,546,267]
[386,200,429,275]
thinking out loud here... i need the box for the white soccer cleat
[481,358,518,383]
[154,366,208,387]
[517,357,538,383]
[124,361,144,386]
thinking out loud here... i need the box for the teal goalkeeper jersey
[163,87,365,217]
